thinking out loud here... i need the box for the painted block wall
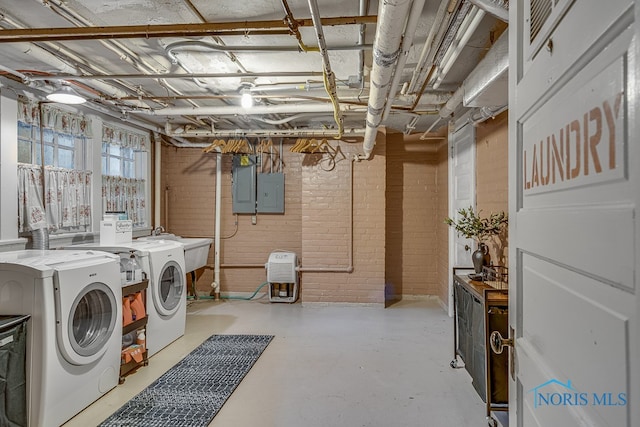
[385,132,440,300]
[475,110,509,267]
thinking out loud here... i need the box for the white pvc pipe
[149,103,362,116]
[381,0,426,121]
[212,150,222,298]
[431,8,486,90]
[154,135,162,229]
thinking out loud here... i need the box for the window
[101,124,149,227]
[16,99,93,233]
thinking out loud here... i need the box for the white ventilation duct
[360,0,414,160]
[439,29,509,119]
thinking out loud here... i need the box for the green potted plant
[445,206,508,273]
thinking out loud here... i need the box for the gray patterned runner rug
[99,334,274,427]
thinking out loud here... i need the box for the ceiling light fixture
[46,84,86,104]
[240,90,253,109]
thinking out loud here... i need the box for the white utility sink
[138,233,212,273]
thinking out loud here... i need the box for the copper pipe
[0,16,378,43]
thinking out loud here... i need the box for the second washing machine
[67,239,187,357]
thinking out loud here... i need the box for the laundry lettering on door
[522,57,626,196]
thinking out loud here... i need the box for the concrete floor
[63,297,490,427]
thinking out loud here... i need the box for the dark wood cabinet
[452,268,509,425]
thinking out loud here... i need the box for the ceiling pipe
[281,0,317,52]
[406,0,455,95]
[468,0,508,22]
[394,91,453,105]
[358,0,370,87]
[163,126,365,138]
[429,7,486,90]
[26,71,325,81]
[381,0,426,121]
[434,27,508,127]
[359,0,414,160]
[164,40,372,63]
[147,103,363,116]
[0,16,378,43]
[307,0,344,137]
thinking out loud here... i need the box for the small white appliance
[68,239,186,357]
[265,251,298,303]
[100,213,133,245]
[0,249,122,427]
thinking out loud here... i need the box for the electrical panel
[232,154,257,213]
[257,173,285,213]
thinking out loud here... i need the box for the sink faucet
[153,226,165,236]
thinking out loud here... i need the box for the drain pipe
[212,149,222,299]
[359,0,414,160]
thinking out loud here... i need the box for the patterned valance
[17,97,92,137]
[102,124,149,152]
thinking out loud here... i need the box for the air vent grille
[530,0,552,43]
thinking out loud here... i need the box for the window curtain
[102,123,149,226]
[18,98,93,137]
[102,124,148,151]
[102,176,146,227]
[18,164,92,233]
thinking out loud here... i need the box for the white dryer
[67,239,186,357]
[0,249,122,427]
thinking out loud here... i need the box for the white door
[508,1,639,426]
[448,123,476,315]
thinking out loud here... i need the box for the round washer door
[152,260,184,316]
[57,282,118,366]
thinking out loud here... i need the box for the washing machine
[0,249,122,427]
[67,240,186,357]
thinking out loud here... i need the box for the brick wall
[158,113,507,308]
[385,131,440,301]
[161,134,386,304]
[161,144,302,295]
[300,132,386,304]
[475,110,509,267]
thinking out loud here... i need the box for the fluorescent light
[240,91,253,109]
[46,85,86,104]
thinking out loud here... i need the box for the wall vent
[530,0,552,43]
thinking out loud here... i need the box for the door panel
[451,123,476,268]
[449,124,476,315]
[510,0,638,426]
